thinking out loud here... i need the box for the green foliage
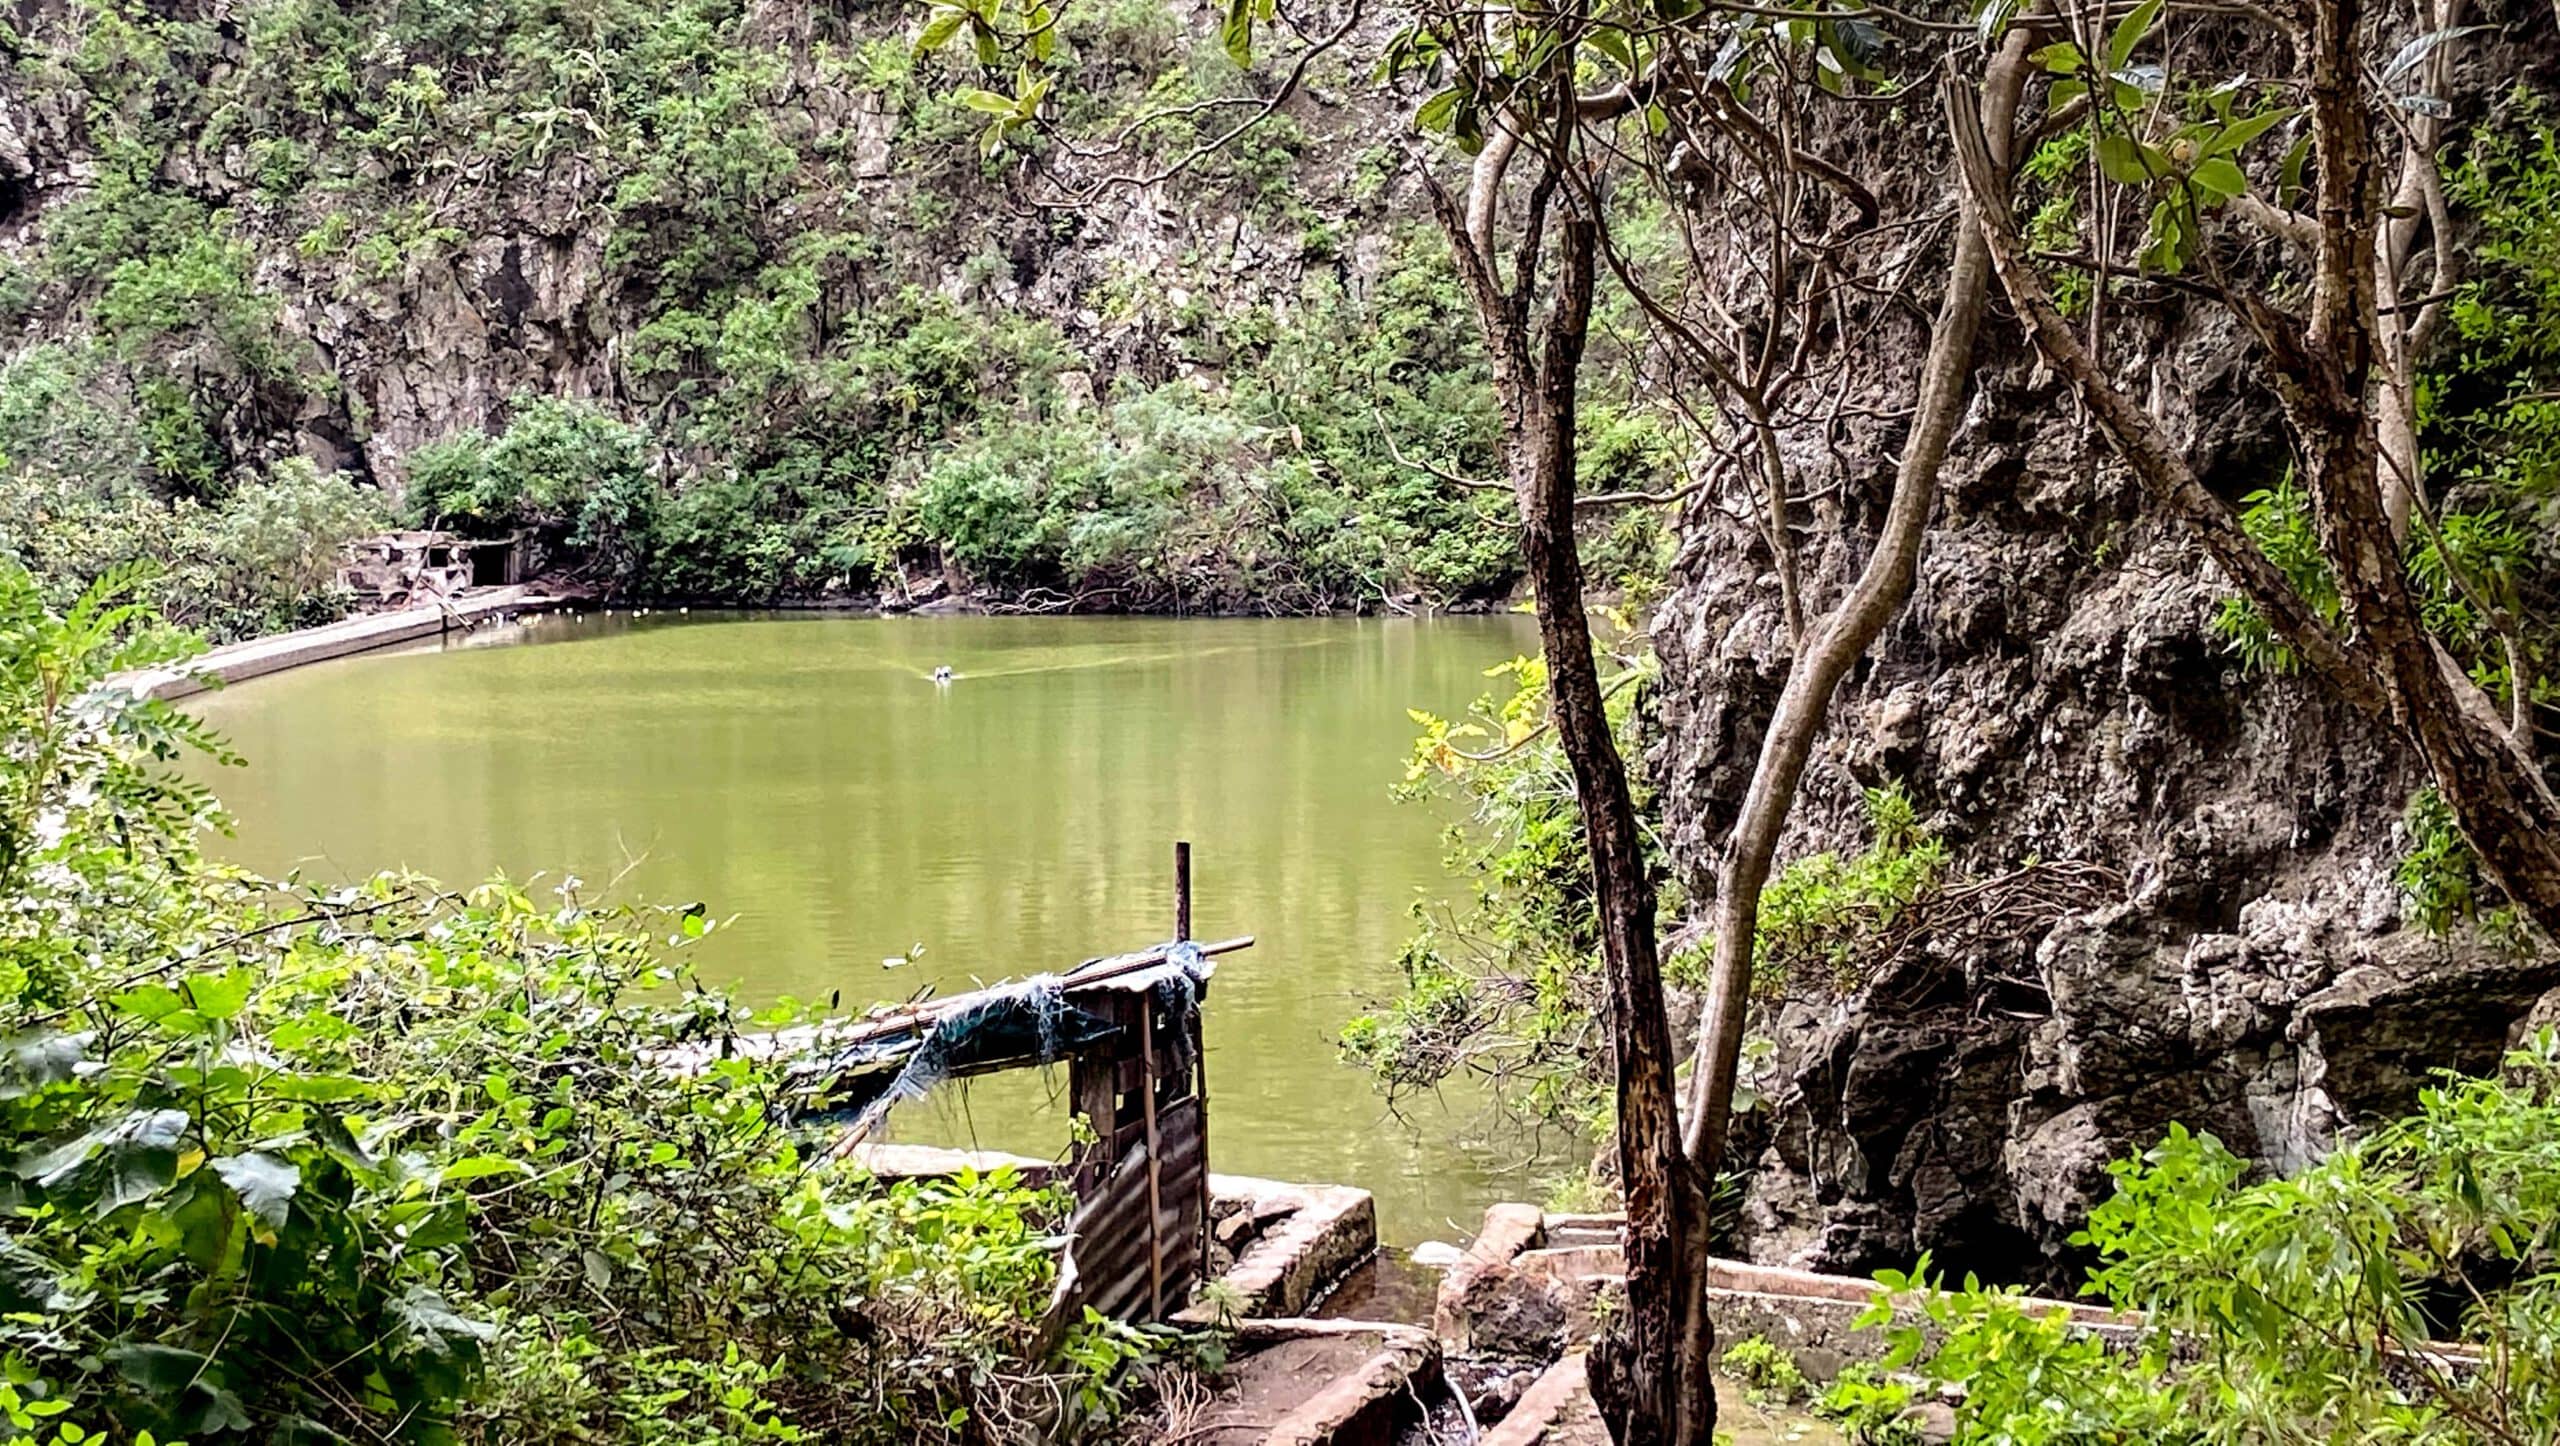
[2395,785,2525,946]
[1342,641,1665,1133]
[1815,1364,1920,1445]
[2438,89,2560,509]
[4,0,1544,618]
[1745,783,1945,998]
[0,446,384,646]
[2411,88,2560,720]
[0,344,150,497]
[1720,1336,1808,1407]
[2020,128,2093,317]
[1349,674,1944,1143]
[2015,0,2297,274]
[2210,93,2560,727]
[1862,1035,2560,1443]
[2210,476,2340,674]
[170,458,387,637]
[92,229,292,383]
[0,570,1171,1442]
[411,398,659,589]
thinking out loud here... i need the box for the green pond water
[188,610,1567,1244]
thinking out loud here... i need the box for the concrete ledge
[1179,1176,1377,1324]
[122,587,566,700]
[1433,1202,1549,1354]
[1173,1319,1441,1446]
[1478,1352,1587,1446]
[1249,1320,1441,1446]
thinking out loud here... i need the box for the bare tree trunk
[2371,0,2462,539]
[2281,0,2560,933]
[1428,110,1715,1442]
[1680,30,2039,1172]
[1514,217,1719,1446]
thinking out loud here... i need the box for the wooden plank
[1141,1004,1166,1320]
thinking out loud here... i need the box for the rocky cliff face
[0,0,1522,615]
[1646,21,2560,1285]
[0,0,1376,483]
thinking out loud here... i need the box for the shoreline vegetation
[3,563,1192,1444]
[4,0,2559,1429]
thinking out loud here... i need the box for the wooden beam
[1141,1003,1167,1319]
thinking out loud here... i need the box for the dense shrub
[0,456,383,645]
[1837,1035,2560,1444]
[410,398,660,589]
[0,566,1167,1442]
[1340,641,1670,1136]
[1343,661,1943,1148]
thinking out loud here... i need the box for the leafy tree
[1946,0,2560,940]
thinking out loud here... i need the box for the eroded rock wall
[1646,13,2560,1286]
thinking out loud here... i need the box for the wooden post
[1140,1003,1166,1319]
[1174,840,1192,942]
[1192,993,1211,1289]
[1177,840,1210,1285]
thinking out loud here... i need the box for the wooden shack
[786,885,1242,1325]
[1060,948,1212,1320]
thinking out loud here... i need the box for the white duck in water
[932,666,955,684]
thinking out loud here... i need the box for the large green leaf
[1,1030,89,1094]
[16,1108,189,1215]
[1414,86,1465,134]
[213,1151,300,1232]
[113,982,192,1028]
[434,1155,527,1185]
[389,1286,496,1362]
[2096,133,2161,186]
[914,7,965,55]
[108,1341,213,1394]
[184,968,254,1021]
[269,1073,372,1103]
[2189,156,2248,201]
[1221,0,1254,67]
[2204,108,2295,159]
[2105,0,2162,73]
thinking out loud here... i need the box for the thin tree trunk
[1680,31,2039,1172]
[1427,101,1715,1439]
[2282,0,2560,934]
[1519,216,1717,1446]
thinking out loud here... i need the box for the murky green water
[188,611,1559,1243]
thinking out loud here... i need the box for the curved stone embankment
[120,587,570,701]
